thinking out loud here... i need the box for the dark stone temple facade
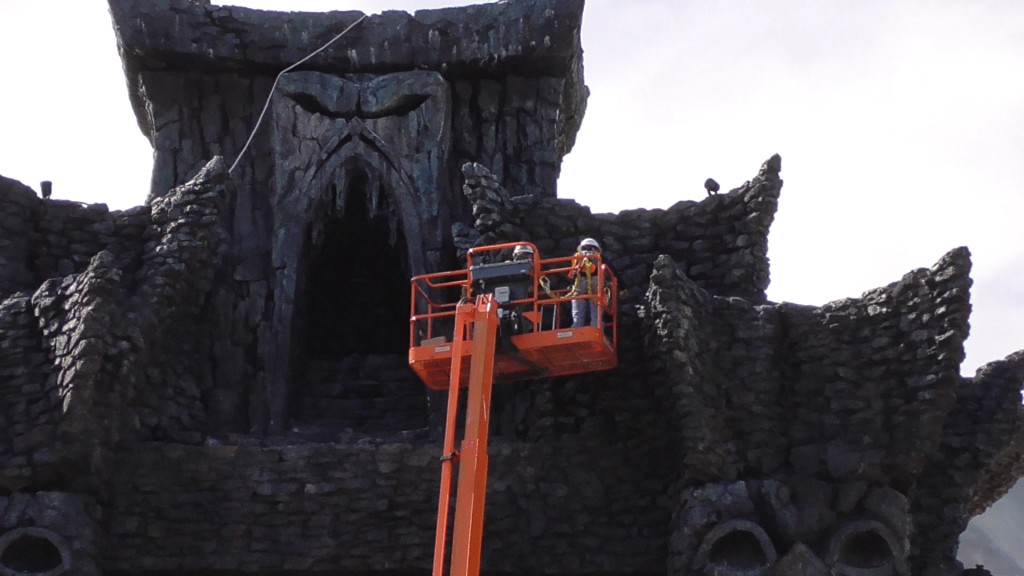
[0,1,1020,575]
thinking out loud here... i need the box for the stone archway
[288,161,421,434]
[263,70,452,434]
[693,518,777,575]
[303,166,410,358]
[827,520,909,576]
[0,527,72,576]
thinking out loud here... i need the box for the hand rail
[410,243,618,351]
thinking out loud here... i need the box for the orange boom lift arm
[432,294,498,576]
[409,242,618,576]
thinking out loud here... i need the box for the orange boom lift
[408,242,618,576]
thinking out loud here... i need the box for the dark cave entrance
[291,168,427,436]
[305,185,409,358]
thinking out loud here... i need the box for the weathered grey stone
[0,2,1019,575]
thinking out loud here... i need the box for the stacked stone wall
[1,150,1021,575]
[30,251,125,484]
[0,176,149,300]
[1,159,230,492]
[0,176,148,487]
[0,0,1018,572]
[0,178,42,296]
[456,155,780,426]
[777,248,972,490]
[121,158,230,444]
[911,352,1024,575]
[0,294,58,482]
[2,145,1020,575]
[0,491,102,576]
[641,255,735,482]
[637,234,990,573]
[103,437,667,574]
[459,155,779,306]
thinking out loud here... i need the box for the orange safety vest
[569,252,598,295]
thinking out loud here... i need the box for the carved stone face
[672,479,910,576]
[264,70,453,433]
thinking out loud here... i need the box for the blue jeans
[572,297,599,328]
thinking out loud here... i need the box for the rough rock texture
[0,1,1020,575]
[104,0,589,440]
[639,246,977,575]
[0,492,102,576]
[911,352,1024,575]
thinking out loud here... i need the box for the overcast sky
[0,0,1022,376]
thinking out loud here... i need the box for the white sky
[0,0,1022,376]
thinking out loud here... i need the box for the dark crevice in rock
[288,166,423,436]
[287,92,431,120]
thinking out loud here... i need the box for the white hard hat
[513,244,535,256]
[578,238,601,252]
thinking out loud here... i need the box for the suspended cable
[228,14,368,175]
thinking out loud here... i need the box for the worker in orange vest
[568,238,602,328]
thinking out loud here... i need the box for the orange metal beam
[417,243,620,576]
[432,295,499,576]
[449,295,498,576]
[431,300,471,576]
